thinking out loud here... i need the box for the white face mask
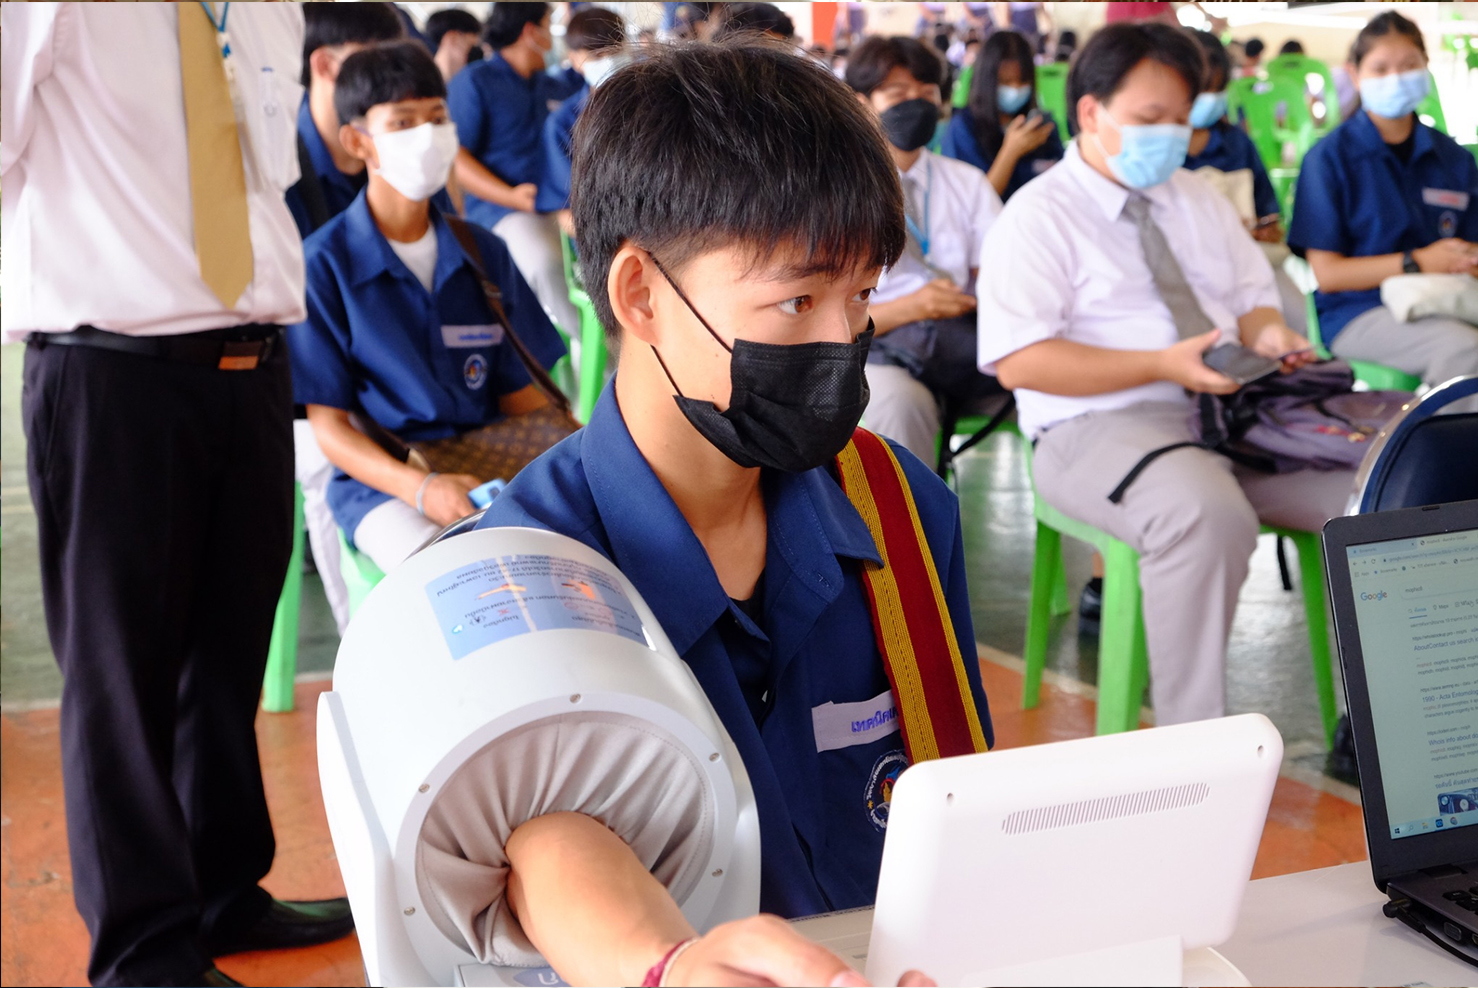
[369,121,459,202]
[581,52,628,89]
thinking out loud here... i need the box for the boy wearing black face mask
[465,41,991,988]
[845,36,1009,465]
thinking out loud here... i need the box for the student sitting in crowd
[942,30,1064,201]
[844,36,1007,463]
[539,6,628,229]
[289,43,566,574]
[1289,10,1478,387]
[425,7,484,83]
[977,22,1354,728]
[450,1,583,335]
[460,40,989,987]
[1183,28,1307,333]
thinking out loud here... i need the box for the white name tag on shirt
[1422,188,1470,211]
[441,323,505,348]
[812,689,899,752]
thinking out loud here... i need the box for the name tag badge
[1422,188,1470,211]
[441,323,505,349]
[812,689,899,753]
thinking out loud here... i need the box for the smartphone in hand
[1202,343,1282,386]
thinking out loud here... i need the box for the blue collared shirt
[475,386,993,917]
[537,83,589,214]
[288,191,567,539]
[448,53,584,228]
[1289,111,1478,344]
[1183,121,1280,221]
[942,106,1064,201]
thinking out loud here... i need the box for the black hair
[1243,37,1265,59]
[425,9,482,53]
[565,6,626,53]
[966,30,1038,163]
[844,36,943,97]
[712,3,796,42]
[301,2,403,85]
[482,2,549,51]
[1065,22,1204,131]
[1053,28,1078,63]
[334,41,447,126]
[1350,11,1426,68]
[1190,29,1230,92]
[1278,39,1305,56]
[571,41,905,341]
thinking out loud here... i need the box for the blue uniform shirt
[475,385,994,917]
[447,53,584,228]
[289,192,567,539]
[1289,111,1478,344]
[942,106,1064,201]
[537,83,589,214]
[1183,120,1280,222]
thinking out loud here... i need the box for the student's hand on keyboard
[1159,329,1241,395]
[662,914,936,987]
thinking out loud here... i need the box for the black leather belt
[28,324,283,371]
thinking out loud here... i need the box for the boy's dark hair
[1243,37,1265,59]
[1350,11,1426,68]
[1065,22,1204,131]
[482,2,549,50]
[1278,39,1305,56]
[1190,29,1231,92]
[571,41,905,341]
[712,3,796,42]
[334,42,448,126]
[301,2,404,85]
[966,30,1038,161]
[844,36,943,97]
[426,9,482,52]
[565,7,626,53]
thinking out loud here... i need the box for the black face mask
[648,257,873,473]
[879,97,939,152]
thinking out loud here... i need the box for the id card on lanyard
[197,2,260,173]
[904,157,954,282]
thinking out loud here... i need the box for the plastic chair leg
[1290,529,1339,747]
[1022,521,1062,710]
[1049,549,1072,616]
[1095,541,1144,735]
[262,483,305,714]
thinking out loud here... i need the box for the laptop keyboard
[1441,887,1478,913]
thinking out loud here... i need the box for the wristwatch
[1402,250,1420,274]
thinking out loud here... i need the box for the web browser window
[1346,529,1478,840]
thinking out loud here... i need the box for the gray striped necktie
[1122,194,1214,340]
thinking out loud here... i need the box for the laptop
[1323,499,1478,952]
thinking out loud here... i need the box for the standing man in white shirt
[2,5,353,985]
[845,36,1006,465]
[976,22,1354,727]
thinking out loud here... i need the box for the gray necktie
[900,172,929,266]
[1122,194,1215,340]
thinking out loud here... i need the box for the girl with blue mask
[941,29,1063,200]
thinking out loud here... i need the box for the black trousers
[867,312,1006,405]
[21,338,294,986]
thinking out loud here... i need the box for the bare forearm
[1306,248,1402,293]
[995,338,1166,395]
[306,405,425,505]
[506,812,694,988]
[454,148,519,208]
[1236,306,1284,346]
[869,296,918,334]
[985,151,1017,198]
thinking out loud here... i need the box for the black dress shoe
[1078,577,1103,636]
[206,898,355,956]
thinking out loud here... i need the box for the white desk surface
[792,862,1478,987]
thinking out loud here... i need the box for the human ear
[1076,94,1099,136]
[310,46,339,85]
[607,244,660,347]
[339,123,377,168]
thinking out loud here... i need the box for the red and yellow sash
[835,428,990,763]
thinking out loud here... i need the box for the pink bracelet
[640,936,698,988]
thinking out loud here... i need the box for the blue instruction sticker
[426,554,647,659]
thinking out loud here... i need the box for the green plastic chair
[1304,293,1421,392]
[1227,73,1318,171]
[1034,63,1071,144]
[1415,70,1447,135]
[1263,53,1340,134]
[560,232,610,423]
[337,529,385,617]
[1019,440,1339,745]
[262,482,305,714]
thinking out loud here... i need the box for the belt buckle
[218,340,262,371]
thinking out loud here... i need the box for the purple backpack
[1110,361,1411,503]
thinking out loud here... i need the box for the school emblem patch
[1440,210,1458,238]
[463,353,488,390]
[865,749,909,832]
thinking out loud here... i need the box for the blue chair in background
[1351,375,1478,514]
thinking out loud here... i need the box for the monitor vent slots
[1002,782,1210,835]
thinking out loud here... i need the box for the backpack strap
[834,428,990,762]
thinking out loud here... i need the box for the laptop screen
[1345,527,1478,841]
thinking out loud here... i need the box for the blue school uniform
[447,53,584,229]
[475,384,994,918]
[942,106,1064,200]
[1183,120,1281,221]
[1289,111,1478,345]
[288,192,567,541]
[537,83,589,214]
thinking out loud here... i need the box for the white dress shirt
[1,2,307,340]
[976,142,1279,439]
[874,149,1002,303]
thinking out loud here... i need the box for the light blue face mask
[1189,91,1228,129]
[1093,107,1191,189]
[997,83,1033,115]
[1359,68,1430,120]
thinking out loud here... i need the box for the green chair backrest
[1226,73,1318,170]
[1263,53,1340,132]
[952,62,973,109]
[1034,62,1070,143]
[1416,71,1447,134]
